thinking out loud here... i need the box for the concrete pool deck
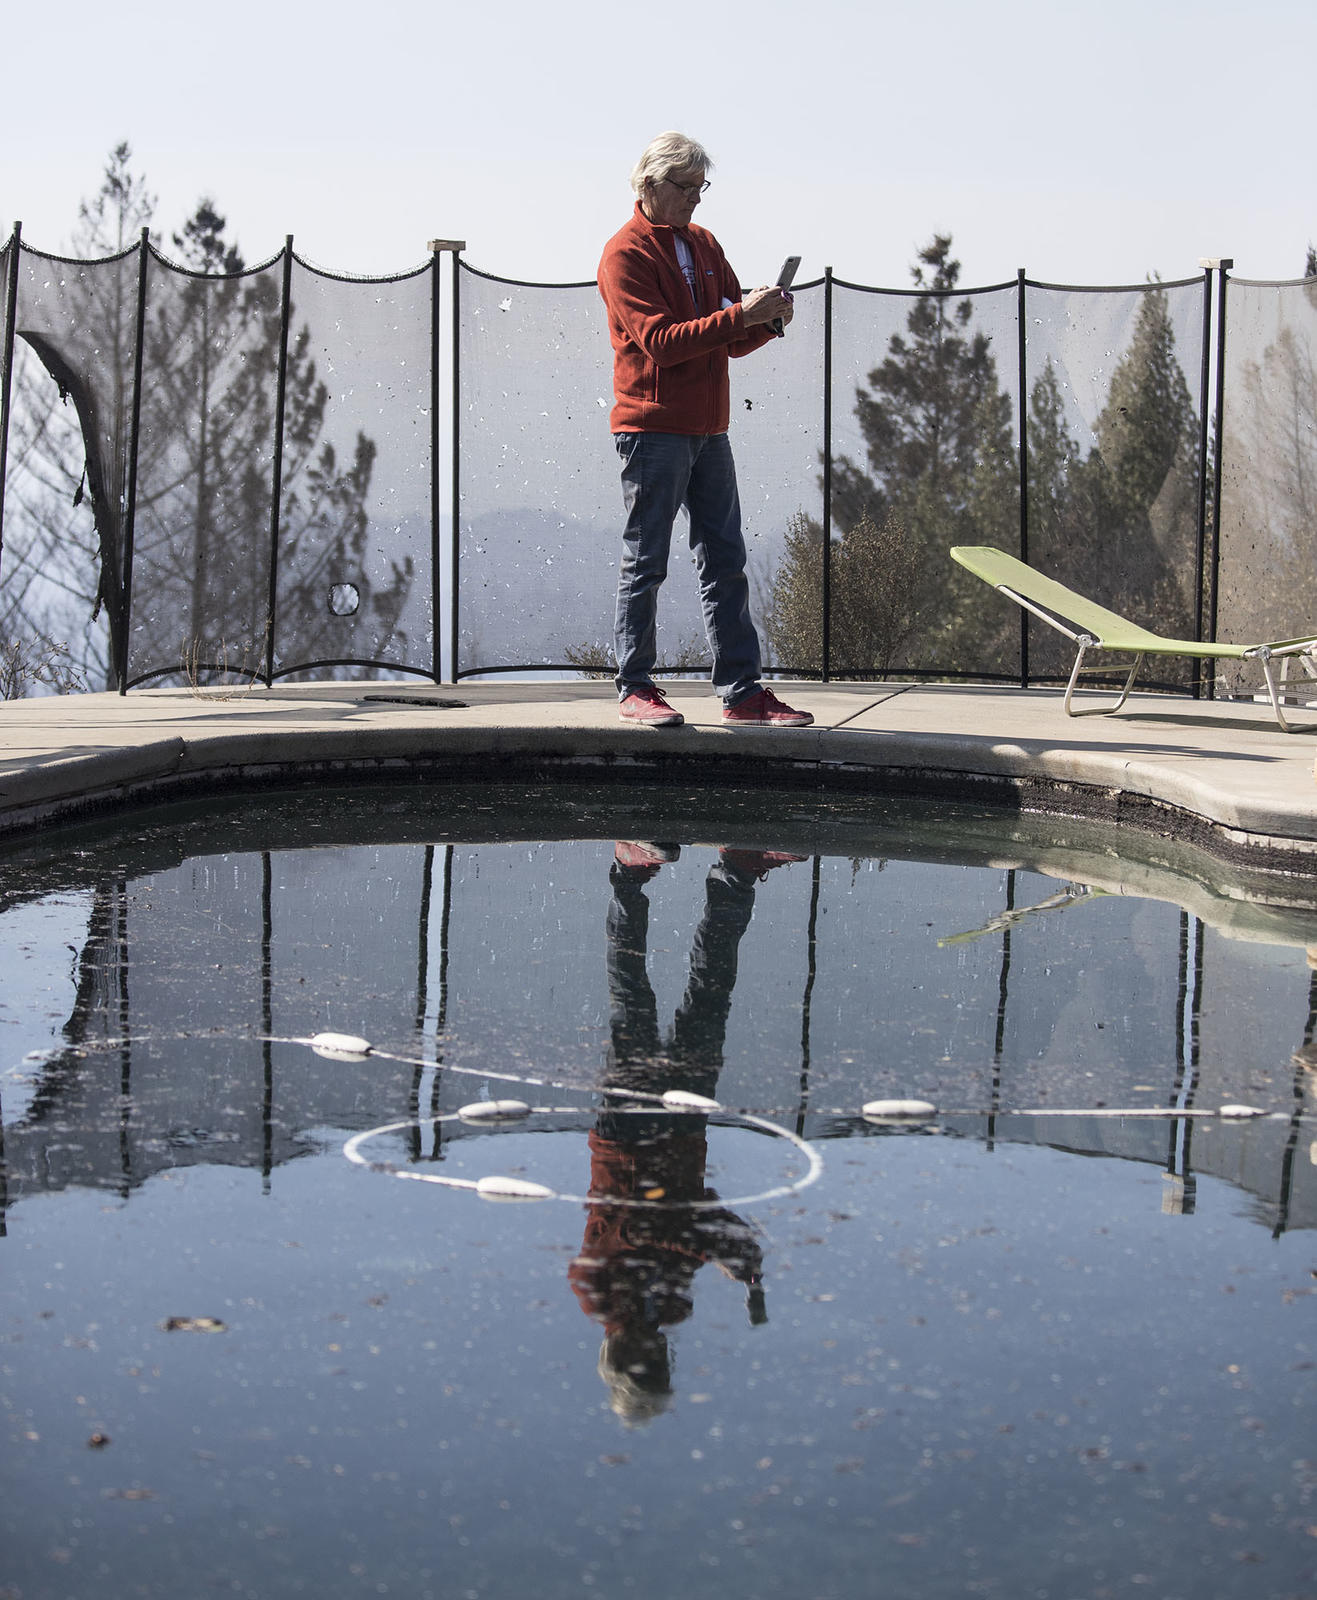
[2,678,1317,870]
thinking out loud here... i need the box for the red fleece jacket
[598,203,776,436]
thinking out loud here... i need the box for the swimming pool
[2,781,1314,1598]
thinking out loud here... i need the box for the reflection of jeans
[605,859,756,1116]
[612,431,761,706]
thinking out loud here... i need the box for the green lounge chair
[950,545,1317,733]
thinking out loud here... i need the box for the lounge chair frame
[950,545,1317,733]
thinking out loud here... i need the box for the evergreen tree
[767,235,1019,675]
[1220,277,1317,692]
[1020,357,1092,679]
[128,198,275,677]
[763,511,824,671]
[764,508,921,677]
[1068,283,1199,649]
[137,205,409,683]
[839,237,1014,531]
[1018,285,1202,683]
[3,151,412,689]
[1025,357,1081,554]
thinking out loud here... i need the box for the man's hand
[741,285,794,328]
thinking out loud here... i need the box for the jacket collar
[633,201,695,245]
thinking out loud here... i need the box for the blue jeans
[613,431,762,706]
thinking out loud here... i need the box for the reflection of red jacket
[569,1128,760,1336]
[598,204,776,436]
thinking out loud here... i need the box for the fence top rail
[145,237,285,281]
[1024,272,1207,294]
[288,249,433,286]
[1228,274,1317,289]
[829,273,1018,297]
[146,237,433,287]
[12,236,143,269]
[5,231,437,287]
[457,259,597,292]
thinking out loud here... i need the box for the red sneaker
[719,848,808,880]
[722,688,813,727]
[615,841,681,871]
[619,686,684,727]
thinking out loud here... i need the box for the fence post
[450,247,462,682]
[422,239,465,683]
[821,266,833,682]
[1206,259,1233,695]
[429,242,442,684]
[1016,267,1029,688]
[117,227,151,695]
[1191,263,1215,698]
[264,237,294,688]
[0,223,21,581]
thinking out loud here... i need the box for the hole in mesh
[329,583,360,617]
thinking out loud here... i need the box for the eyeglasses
[662,177,710,198]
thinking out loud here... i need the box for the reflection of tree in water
[21,879,127,1128]
[570,845,800,1424]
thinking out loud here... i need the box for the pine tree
[128,199,276,678]
[763,511,824,671]
[1070,283,1199,650]
[767,235,1019,675]
[3,152,412,689]
[132,202,410,683]
[1219,278,1317,690]
[1025,357,1081,554]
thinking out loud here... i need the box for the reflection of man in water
[569,841,802,1424]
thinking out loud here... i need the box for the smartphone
[776,255,801,290]
[772,255,800,335]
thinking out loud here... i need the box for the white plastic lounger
[950,545,1317,733]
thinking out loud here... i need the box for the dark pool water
[1,782,1315,1599]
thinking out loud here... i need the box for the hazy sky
[3,0,1312,289]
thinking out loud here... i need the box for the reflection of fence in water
[2,235,1313,696]
[1,839,1313,1235]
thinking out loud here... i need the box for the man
[597,132,814,729]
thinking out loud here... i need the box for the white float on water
[661,1089,721,1111]
[1218,1103,1267,1119]
[862,1098,937,1123]
[309,1032,373,1061]
[458,1099,532,1123]
[475,1175,555,1202]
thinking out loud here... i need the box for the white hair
[597,1334,672,1426]
[630,132,714,198]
